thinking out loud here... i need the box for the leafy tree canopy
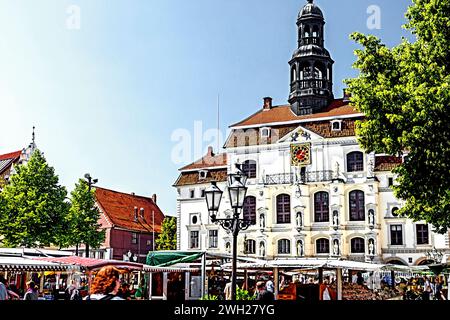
[345,0,450,232]
[66,179,105,250]
[155,216,177,250]
[0,150,69,247]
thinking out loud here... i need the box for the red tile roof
[179,146,227,171]
[0,150,21,161]
[375,156,403,171]
[95,187,165,233]
[230,100,360,127]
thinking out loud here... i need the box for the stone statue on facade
[297,240,304,257]
[368,239,375,255]
[296,212,303,227]
[333,239,339,256]
[260,242,265,257]
[260,213,265,228]
[333,211,339,226]
[368,210,375,226]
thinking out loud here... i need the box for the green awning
[146,251,204,267]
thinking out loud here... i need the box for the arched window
[304,25,310,38]
[243,196,256,225]
[291,66,297,82]
[225,242,231,253]
[347,151,364,172]
[278,239,291,254]
[314,192,329,222]
[312,25,319,37]
[313,67,322,79]
[276,194,291,224]
[242,160,257,179]
[349,190,365,221]
[245,239,256,254]
[316,238,329,254]
[301,64,310,79]
[350,238,365,253]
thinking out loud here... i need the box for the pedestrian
[422,276,432,301]
[117,282,131,300]
[65,280,77,300]
[266,276,274,293]
[24,281,39,300]
[0,275,9,300]
[224,281,232,300]
[255,281,275,302]
[85,266,124,300]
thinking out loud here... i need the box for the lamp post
[84,173,98,258]
[205,169,250,300]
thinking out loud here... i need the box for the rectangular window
[190,189,195,199]
[276,194,291,224]
[416,224,429,245]
[388,177,394,187]
[190,231,199,249]
[131,232,138,244]
[209,230,218,248]
[390,225,403,245]
[200,189,206,198]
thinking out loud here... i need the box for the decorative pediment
[277,125,322,144]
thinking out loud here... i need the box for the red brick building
[81,187,165,263]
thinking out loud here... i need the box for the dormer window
[261,127,271,138]
[331,120,342,131]
[199,170,208,180]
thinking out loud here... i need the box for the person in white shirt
[266,277,274,293]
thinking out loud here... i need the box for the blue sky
[0,0,413,215]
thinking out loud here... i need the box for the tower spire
[32,126,35,144]
[288,0,334,115]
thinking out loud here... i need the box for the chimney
[263,97,273,110]
[134,207,138,221]
[131,192,135,196]
[343,89,351,103]
[207,146,214,157]
[152,194,157,204]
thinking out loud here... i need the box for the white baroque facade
[173,0,449,267]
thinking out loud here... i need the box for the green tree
[155,216,177,250]
[0,150,69,247]
[345,0,450,233]
[66,179,105,253]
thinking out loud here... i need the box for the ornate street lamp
[84,173,98,258]
[205,171,251,300]
[205,181,223,222]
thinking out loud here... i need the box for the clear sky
[0,0,413,216]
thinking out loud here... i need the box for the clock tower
[289,0,334,115]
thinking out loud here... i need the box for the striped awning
[143,265,200,273]
[0,256,71,272]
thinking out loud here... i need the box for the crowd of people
[0,267,145,301]
[399,275,446,300]
[223,276,275,301]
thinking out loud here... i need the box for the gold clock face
[291,143,311,166]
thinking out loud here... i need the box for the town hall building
[173,0,449,266]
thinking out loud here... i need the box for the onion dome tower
[289,0,334,115]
